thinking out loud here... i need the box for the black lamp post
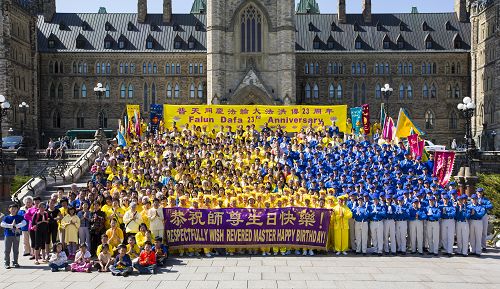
[0,95,12,196]
[457,96,476,167]
[381,83,393,117]
[17,102,30,156]
[93,83,106,139]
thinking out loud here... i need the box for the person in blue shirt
[352,196,370,255]
[439,194,456,256]
[369,194,386,255]
[476,188,493,252]
[1,203,27,269]
[110,244,133,276]
[455,194,470,256]
[383,194,396,255]
[408,198,427,255]
[394,196,409,255]
[426,196,441,256]
[468,194,486,256]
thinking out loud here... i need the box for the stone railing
[11,140,105,203]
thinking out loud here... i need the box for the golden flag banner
[126,104,141,136]
[163,105,348,132]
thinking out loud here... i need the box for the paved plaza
[1,245,499,289]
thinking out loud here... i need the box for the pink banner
[382,117,394,141]
[433,151,456,187]
[417,140,425,158]
[362,104,370,135]
[407,134,419,158]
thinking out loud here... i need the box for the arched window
[81,83,87,98]
[451,63,456,74]
[57,83,63,99]
[98,111,108,128]
[374,63,379,74]
[304,63,309,74]
[356,63,361,74]
[73,83,79,98]
[120,63,124,74]
[198,83,204,98]
[128,84,134,98]
[151,83,156,104]
[166,83,172,98]
[96,63,101,74]
[120,83,126,98]
[408,63,413,74]
[328,63,333,74]
[105,83,110,98]
[54,61,59,73]
[143,62,147,74]
[83,63,87,74]
[407,84,413,98]
[375,83,381,98]
[315,63,320,75]
[337,83,343,99]
[143,83,149,109]
[240,4,262,53]
[447,84,453,98]
[454,84,460,98]
[449,111,458,129]
[446,62,450,74]
[52,110,61,128]
[49,83,56,98]
[399,83,405,99]
[309,63,314,75]
[106,63,111,74]
[72,62,77,73]
[362,63,366,75]
[76,110,85,128]
[313,83,319,98]
[305,83,311,98]
[423,83,429,98]
[431,83,437,98]
[49,61,54,73]
[174,84,180,98]
[385,63,389,74]
[329,84,335,98]
[425,110,435,129]
[190,83,195,98]
[398,63,403,74]
[78,62,84,74]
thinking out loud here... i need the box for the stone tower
[207,0,296,105]
[362,0,372,24]
[296,0,320,14]
[455,0,468,22]
[38,0,56,22]
[338,0,346,24]
[138,0,147,23]
[163,0,172,23]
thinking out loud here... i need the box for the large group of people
[1,122,494,275]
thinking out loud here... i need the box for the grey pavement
[1,245,500,289]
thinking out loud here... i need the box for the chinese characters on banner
[361,104,370,135]
[149,104,163,134]
[163,207,332,250]
[163,105,348,133]
[350,107,363,135]
[433,151,456,187]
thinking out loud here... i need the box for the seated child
[133,241,156,274]
[152,236,168,266]
[70,243,92,273]
[94,244,113,272]
[48,242,68,272]
[110,244,133,277]
[126,235,140,262]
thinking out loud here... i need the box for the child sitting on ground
[48,242,68,272]
[133,241,156,274]
[94,244,113,272]
[152,236,168,266]
[70,243,92,273]
[110,244,133,277]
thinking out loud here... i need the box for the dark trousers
[133,263,156,274]
[4,236,20,265]
[49,263,67,272]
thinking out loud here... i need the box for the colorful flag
[350,107,363,135]
[407,134,422,158]
[126,104,141,138]
[395,108,424,138]
[382,117,395,141]
[150,104,163,134]
[433,151,456,187]
[117,131,127,147]
[362,104,370,135]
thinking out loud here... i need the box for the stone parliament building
[0,0,498,149]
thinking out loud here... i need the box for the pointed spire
[190,0,207,14]
[296,0,320,14]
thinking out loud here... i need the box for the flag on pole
[350,107,363,135]
[382,117,395,141]
[433,151,456,187]
[395,108,424,138]
[362,104,370,135]
[117,131,127,147]
[380,103,386,131]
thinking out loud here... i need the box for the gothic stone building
[470,0,500,151]
[1,0,477,146]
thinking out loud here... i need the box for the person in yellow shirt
[106,218,124,248]
[332,195,353,255]
[135,223,154,249]
[96,233,116,256]
[126,235,140,261]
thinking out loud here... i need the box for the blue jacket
[114,254,132,267]
[1,215,27,237]
[352,206,370,222]
[478,197,493,213]
[425,205,441,222]
[440,204,456,219]
[384,204,396,220]
[468,204,486,220]
[368,204,386,221]
[408,206,427,221]
[393,205,409,221]
[455,204,470,222]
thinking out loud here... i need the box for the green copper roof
[296,0,320,14]
[190,0,206,14]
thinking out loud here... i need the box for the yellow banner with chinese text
[163,105,347,132]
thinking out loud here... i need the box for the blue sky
[57,0,454,14]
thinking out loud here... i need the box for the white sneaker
[295,250,301,255]
[194,252,200,257]
[342,252,348,256]
[205,253,212,258]
[262,252,266,256]
[302,250,308,256]
[229,252,234,256]
[336,251,341,255]
[308,250,314,256]
[179,252,184,257]
[273,252,278,256]
[286,250,291,255]
[188,252,194,257]
[281,252,286,256]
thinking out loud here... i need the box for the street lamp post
[381,83,393,117]
[0,95,12,197]
[18,102,29,137]
[457,96,476,167]
[455,96,478,196]
[93,83,106,139]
